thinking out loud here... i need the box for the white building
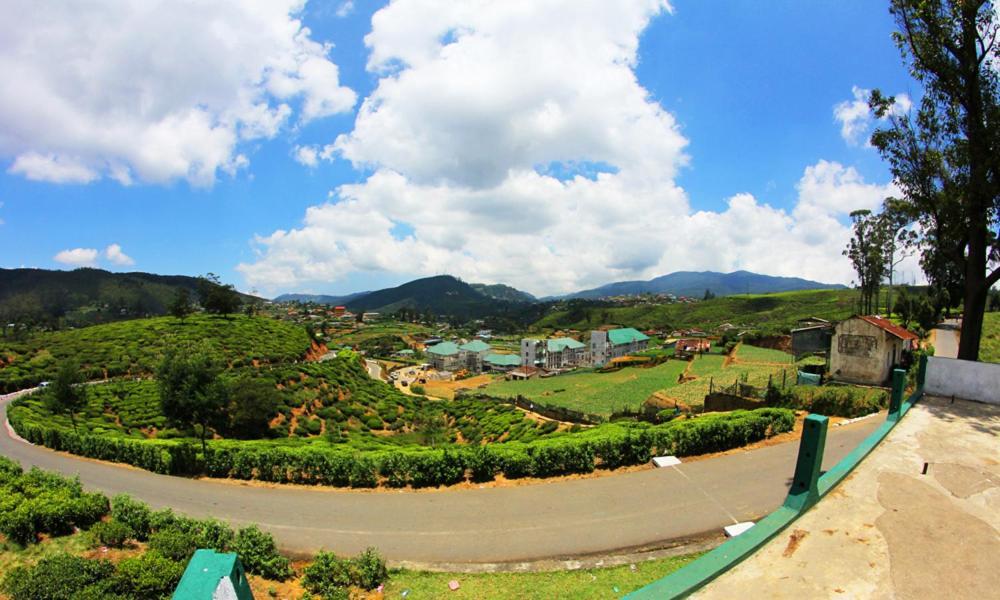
[590,328,650,367]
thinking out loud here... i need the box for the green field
[482,345,796,414]
[0,314,312,392]
[535,288,858,333]
[982,312,1000,363]
[326,321,434,347]
[482,361,689,414]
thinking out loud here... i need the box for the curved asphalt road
[0,391,879,563]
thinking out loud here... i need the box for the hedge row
[10,406,794,488]
[765,385,888,418]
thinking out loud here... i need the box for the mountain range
[558,270,845,300]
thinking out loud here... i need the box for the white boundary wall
[924,356,1000,405]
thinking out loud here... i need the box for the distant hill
[345,275,523,318]
[469,283,536,303]
[563,270,845,300]
[536,288,859,333]
[0,268,255,327]
[272,291,370,305]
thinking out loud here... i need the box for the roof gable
[546,337,585,352]
[427,341,460,356]
[608,327,650,345]
[857,316,919,341]
[459,340,490,352]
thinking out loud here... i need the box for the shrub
[353,547,388,590]
[111,494,152,540]
[90,520,134,549]
[148,528,198,562]
[233,525,293,581]
[1,553,116,600]
[113,551,185,599]
[303,551,355,598]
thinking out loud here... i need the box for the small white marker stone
[652,456,681,468]
[724,522,755,537]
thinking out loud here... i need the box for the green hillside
[0,314,312,392]
[534,288,859,333]
[9,356,558,448]
[0,267,257,328]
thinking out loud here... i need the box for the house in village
[459,339,491,372]
[519,337,589,369]
[791,317,835,357]
[427,341,461,372]
[675,338,711,357]
[829,316,918,385]
[590,327,650,367]
[485,353,521,372]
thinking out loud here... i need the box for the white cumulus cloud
[0,0,356,186]
[104,244,135,266]
[238,1,910,296]
[54,248,99,268]
[834,86,912,146]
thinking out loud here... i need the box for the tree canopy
[871,0,1000,360]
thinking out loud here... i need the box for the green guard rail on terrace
[626,355,927,599]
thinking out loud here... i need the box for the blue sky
[0,1,920,297]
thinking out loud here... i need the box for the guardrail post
[888,368,906,422]
[916,354,928,388]
[783,414,828,511]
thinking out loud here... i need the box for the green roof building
[459,339,491,353]
[427,341,460,356]
[591,328,650,367]
[173,550,254,600]
[546,337,586,352]
[607,328,650,345]
[485,353,521,370]
[427,341,461,372]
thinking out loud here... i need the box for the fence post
[783,414,828,511]
[888,368,906,422]
[916,354,928,388]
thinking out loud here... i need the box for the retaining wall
[924,356,1000,405]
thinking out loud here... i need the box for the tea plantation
[3,314,797,488]
[0,314,312,392]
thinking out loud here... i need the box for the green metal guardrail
[626,356,927,599]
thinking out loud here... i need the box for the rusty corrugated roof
[858,315,919,341]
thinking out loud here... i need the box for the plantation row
[8,408,795,487]
[12,358,561,447]
[0,314,313,393]
[0,455,387,600]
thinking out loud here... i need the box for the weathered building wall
[830,319,896,385]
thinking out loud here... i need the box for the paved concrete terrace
[694,395,1000,599]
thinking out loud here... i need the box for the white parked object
[652,456,681,468]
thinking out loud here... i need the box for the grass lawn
[482,361,689,415]
[481,344,798,414]
[0,532,91,575]
[981,312,1000,364]
[383,553,701,599]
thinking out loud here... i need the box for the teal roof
[485,353,521,366]
[459,340,491,352]
[546,337,585,352]
[397,349,415,355]
[173,550,254,600]
[607,328,650,345]
[427,341,460,356]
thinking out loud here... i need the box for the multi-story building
[590,328,650,367]
[520,338,543,367]
[459,340,491,372]
[427,341,461,372]
[544,338,588,369]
